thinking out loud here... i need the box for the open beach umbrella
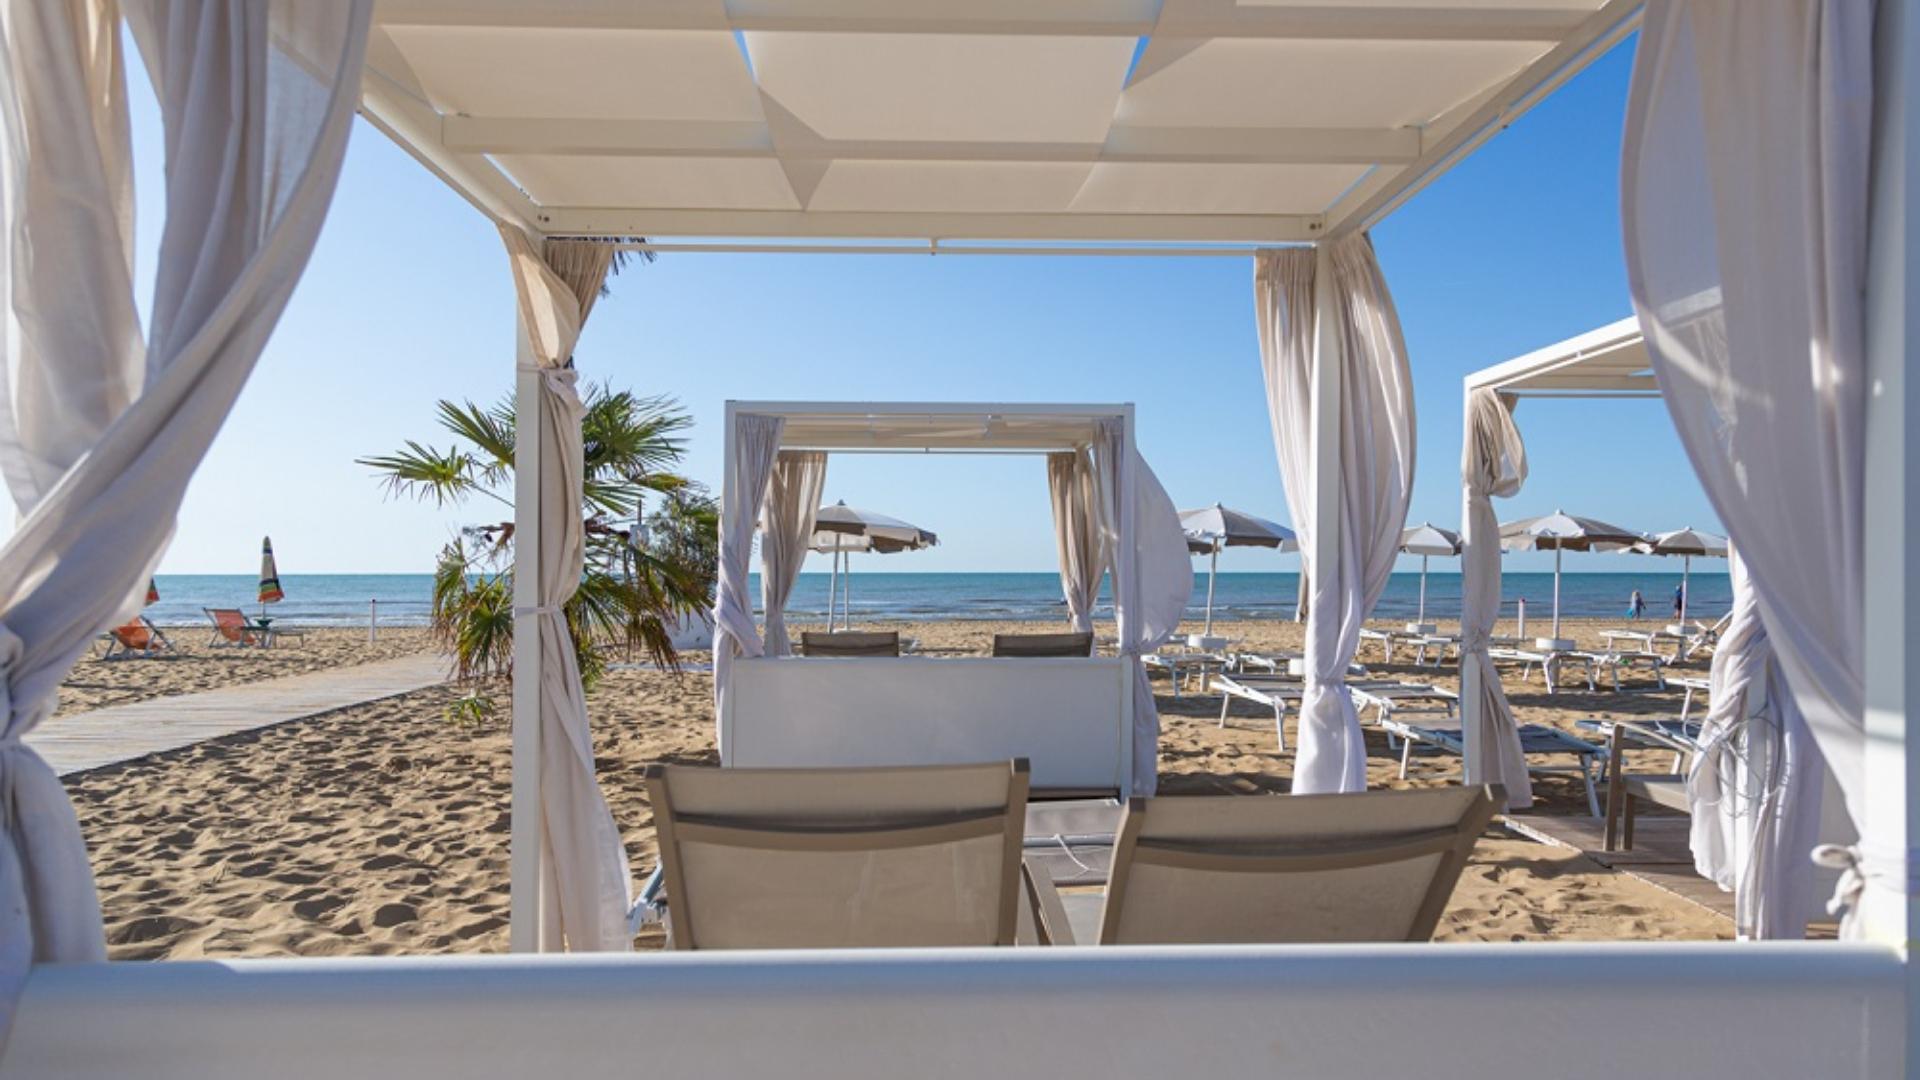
[1499,510,1641,642]
[1635,526,1728,624]
[811,502,937,630]
[1179,504,1297,636]
[1398,522,1462,626]
[258,536,284,619]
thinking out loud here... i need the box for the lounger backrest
[991,632,1094,658]
[647,759,1030,950]
[799,630,900,657]
[112,619,153,650]
[1098,785,1501,945]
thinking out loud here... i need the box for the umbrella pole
[1552,545,1563,640]
[1418,554,1429,624]
[1681,554,1691,625]
[1204,544,1218,636]
[827,549,839,631]
[843,554,853,630]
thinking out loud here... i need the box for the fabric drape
[713,414,785,751]
[760,451,827,656]
[1688,549,1827,939]
[1255,236,1416,794]
[1094,422,1191,796]
[0,0,371,1043]
[498,224,631,952]
[1623,0,1872,931]
[1459,388,1533,809]
[1047,448,1107,632]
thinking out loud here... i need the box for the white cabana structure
[5,2,1918,1076]
[715,402,1189,800]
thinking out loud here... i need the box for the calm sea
[145,571,1730,628]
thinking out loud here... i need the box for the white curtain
[1047,448,1107,632]
[1623,0,1873,930]
[0,0,371,1040]
[1459,388,1533,809]
[713,414,784,750]
[1094,421,1191,797]
[760,450,827,656]
[1688,549,1827,939]
[1255,236,1416,794]
[498,226,632,952]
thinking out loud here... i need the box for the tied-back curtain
[713,414,784,749]
[1047,448,1106,631]
[0,0,372,1042]
[1623,0,1873,930]
[1094,421,1191,796]
[1459,388,1533,808]
[498,225,631,952]
[1688,549,1827,939]
[1255,236,1416,794]
[761,451,827,655]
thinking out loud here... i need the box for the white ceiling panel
[746,33,1137,142]
[1121,38,1553,129]
[1071,162,1370,215]
[383,27,762,121]
[496,154,802,209]
[807,161,1098,212]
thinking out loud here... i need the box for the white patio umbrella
[811,501,937,630]
[1635,526,1728,625]
[1179,504,1297,636]
[1399,522,1462,627]
[1499,510,1642,644]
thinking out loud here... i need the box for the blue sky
[115,34,1715,577]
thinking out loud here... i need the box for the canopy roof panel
[1466,315,1657,397]
[737,401,1125,451]
[363,0,1639,243]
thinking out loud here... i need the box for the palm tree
[360,386,716,690]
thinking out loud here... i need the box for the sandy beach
[60,616,1731,959]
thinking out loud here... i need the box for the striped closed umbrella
[145,578,159,606]
[259,536,284,616]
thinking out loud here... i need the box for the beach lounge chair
[799,630,900,657]
[203,607,267,648]
[1142,649,1226,697]
[1380,714,1607,816]
[991,631,1094,658]
[1603,724,1690,852]
[100,616,173,659]
[1023,786,1502,946]
[644,759,1030,949]
[1577,716,1704,775]
[1211,674,1455,753]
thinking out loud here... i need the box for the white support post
[508,309,546,953]
[1456,390,1483,782]
[1860,0,1918,1059]
[1306,242,1343,684]
[1120,403,1139,798]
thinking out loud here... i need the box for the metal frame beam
[528,206,1324,242]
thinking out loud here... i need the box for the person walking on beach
[1628,589,1645,620]
[1672,582,1685,619]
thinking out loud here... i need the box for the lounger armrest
[1020,854,1076,947]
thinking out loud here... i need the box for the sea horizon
[144,570,1733,629]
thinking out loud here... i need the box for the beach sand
[62,616,1731,959]
[58,626,437,716]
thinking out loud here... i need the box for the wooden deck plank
[27,654,447,777]
[1502,811,1735,921]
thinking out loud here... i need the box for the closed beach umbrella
[810,502,936,630]
[1499,510,1641,641]
[145,578,159,606]
[1179,504,1297,635]
[258,536,284,618]
[1638,526,1728,624]
[1398,522,1462,626]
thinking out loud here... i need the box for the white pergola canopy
[1465,315,1657,398]
[362,0,1639,245]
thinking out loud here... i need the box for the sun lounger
[1023,786,1502,946]
[644,759,1030,949]
[799,630,900,657]
[1603,725,1690,852]
[1487,646,1667,694]
[1379,714,1607,816]
[1577,717,1704,775]
[1142,650,1225,697]
[991,631,1094,657]
[100,615,173,659]
[204,607,268,648]
[1211,673,1454,753]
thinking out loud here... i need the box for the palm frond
[359,442,485,507]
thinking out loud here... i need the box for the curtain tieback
[1813,843,1919,921]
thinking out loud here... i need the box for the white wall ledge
[2,943,1901,1080]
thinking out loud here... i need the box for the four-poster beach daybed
[2,1,1915,1077]
[715,402,1191,799]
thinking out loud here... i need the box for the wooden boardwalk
[27,654,447,777]
[1503,811,1736,921]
